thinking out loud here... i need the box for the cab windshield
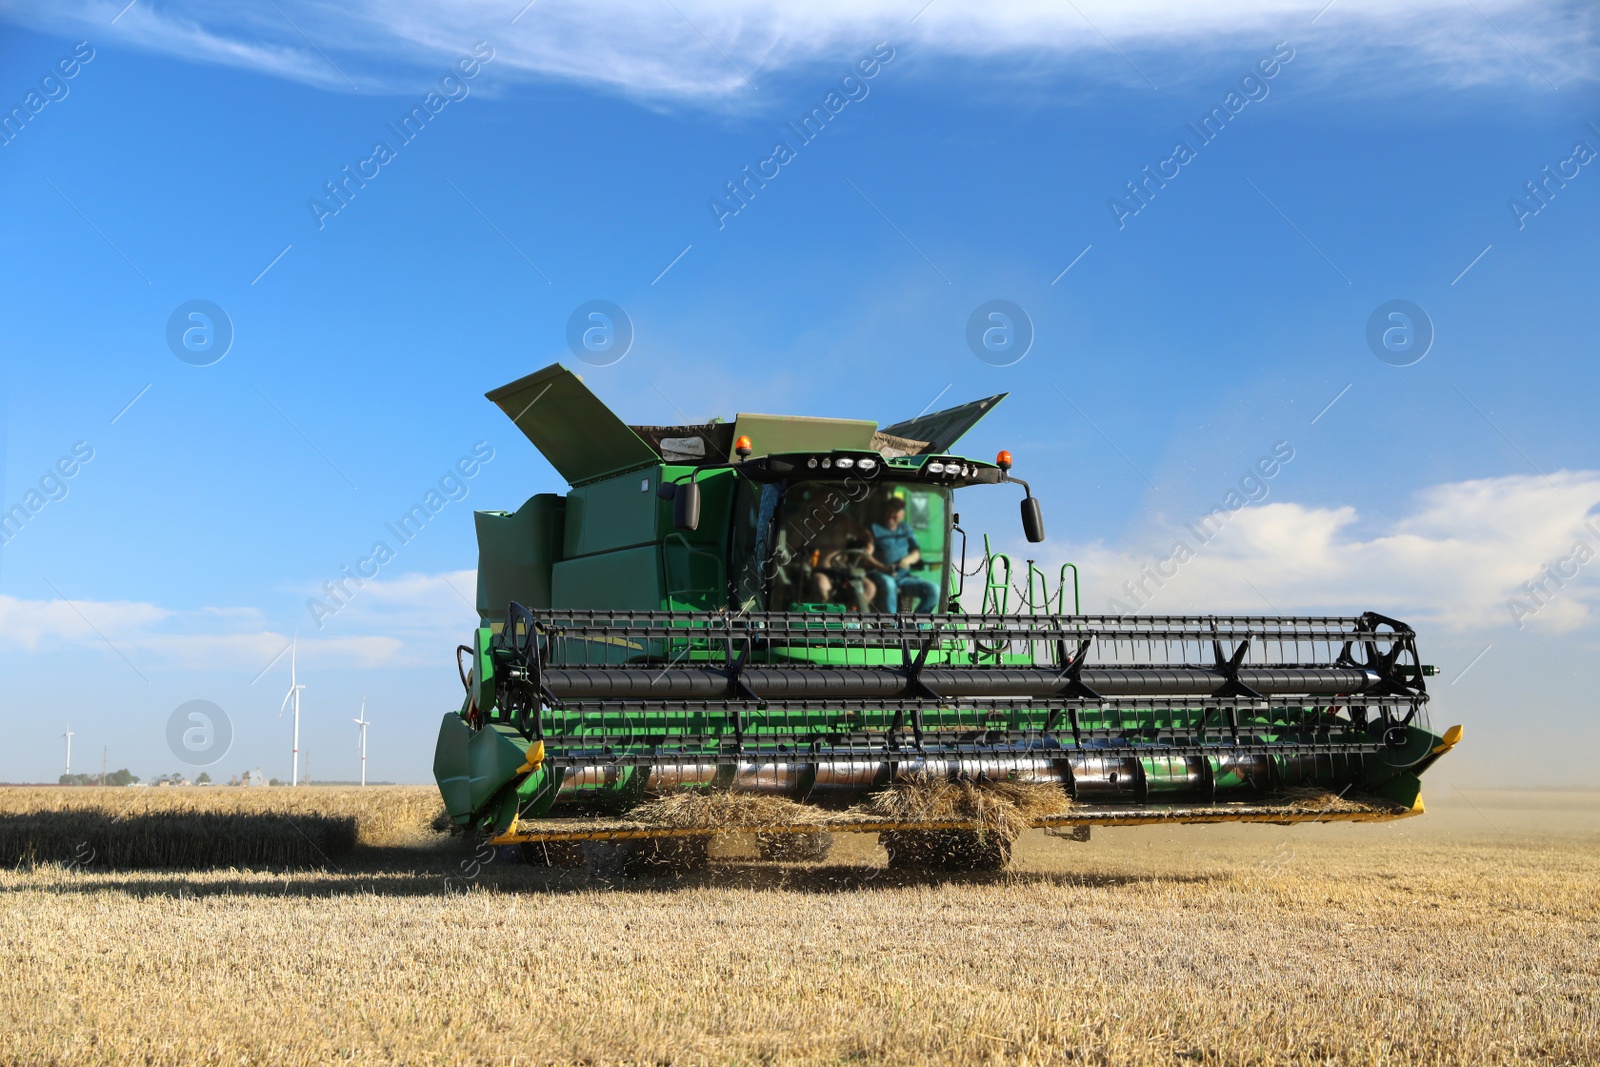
[730,479,950,613]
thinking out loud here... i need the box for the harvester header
[436,364,1458,872]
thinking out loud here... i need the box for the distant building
[239,768,269,787]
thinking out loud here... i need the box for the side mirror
[673,480,701,531]
[655,481,677,501]
[1021,496,1045,543]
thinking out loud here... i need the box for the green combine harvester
[435,364,1460,870]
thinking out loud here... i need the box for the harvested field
[1,786,1597,1065]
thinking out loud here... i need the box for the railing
[971,540,1078,617]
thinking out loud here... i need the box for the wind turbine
[353,699,370,787]
[278,637,305,786]
[63,724,73,776]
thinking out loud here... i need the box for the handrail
[980,535,1012,617]
[1058,562,1080,615]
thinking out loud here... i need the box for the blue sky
[0,0,1596,787]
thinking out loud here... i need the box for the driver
[809,519,877,613]
[865,495,940,613]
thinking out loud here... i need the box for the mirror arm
[658,457,750,500]
[656,463,716,499]
[1001,473,1035,498]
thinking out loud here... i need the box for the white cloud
[2,0,1592,102]
[1052,471,1600,631]
[0,594,172,652]
[0,569,479,675]
[307,568,481,644]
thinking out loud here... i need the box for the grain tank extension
[435,364,1459,869]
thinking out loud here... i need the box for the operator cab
[730,475,952,613]
[720,449,1033,614]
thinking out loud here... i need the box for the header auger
[434,364,1460,872]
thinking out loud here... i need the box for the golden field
[1,785,1596,1066]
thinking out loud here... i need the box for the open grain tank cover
[879,393,1007,455]
[487,364,660,486]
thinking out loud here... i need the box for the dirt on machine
[433,364,1460,873]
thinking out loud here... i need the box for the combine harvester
[435,364,1460,871]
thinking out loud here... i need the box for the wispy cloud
[1041,471,1600,630]
[0,569,477,673]
[2,0,1592,102]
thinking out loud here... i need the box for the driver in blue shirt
[866,496,940,613]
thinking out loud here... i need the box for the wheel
[881,830,1011,871]
[755,831,834,862]
[519,840,586,867]
[582,837,711,879]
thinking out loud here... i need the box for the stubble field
[1,785,1595,1066]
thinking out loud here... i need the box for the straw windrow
[857,775,1074,843]
[629,790,833,829]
